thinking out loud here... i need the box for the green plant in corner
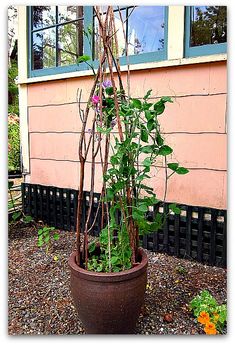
[8,113,20,172]
[37,226,60,254]
[189,290,227,334]
[8,180,33,224]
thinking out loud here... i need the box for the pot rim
[68,247,148,282]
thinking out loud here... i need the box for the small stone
[163,313,173,323]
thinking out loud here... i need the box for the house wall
[25,61,227,209]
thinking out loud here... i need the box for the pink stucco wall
[26,61,227,209]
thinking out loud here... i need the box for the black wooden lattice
[22,183,227,268]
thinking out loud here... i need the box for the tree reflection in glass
[32,29,56,69]
[58,21,84,66]
[190,6,227,47]
[32,6,56,29]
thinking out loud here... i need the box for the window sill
[17,53,227,85]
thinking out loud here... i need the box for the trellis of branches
[75,6,131,268]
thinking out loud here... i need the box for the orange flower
[198,311,210,324]
[204,322,217,335]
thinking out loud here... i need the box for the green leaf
[97,265,103,272]
[169,203,181,215]
[147,119,155,131]
[138,204,148,213]
[77,55,91,63]
[176,167,189,174]
[107,167,118,176]
[167,163,179,171]
[113,180,125,192]
[161,96,173,103]
[110,256,119,265]
[38,229,43,235]
[140,145,153,154]
[143,166,150,173]
[132,209,144,221]
[136,174,145,182]
[158,145,173,156]
[142,157,151,167]
[139,184,154,193]
[53,233,60,241]
[44,235,50,243]
[105,87,114,95]
[154,100,165,115]
[8,181,14,189]
[8,201,14,209]
[143,89,152,100]
[137,219,152,235]
[143,103,153,111]
[131,98,142,109]
[12,211,21,222]
[97,126,112,135]
[38,240,43,247]
[88,241,96,254]
[156,133,164,146]
[144,110,153,121]
[23,215,33,223]
[106,188,114,200]
[150,213,164,232]
[140,127,148,143]
[110,156,119,165]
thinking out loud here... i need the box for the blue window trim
[27,6,168,78]
[184,6,227,58]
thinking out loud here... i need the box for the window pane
[114,9,127,57]
[190,6,227,47]
[32,28,56,69]
[58,6,83,23]
[58,21,84,66]
[95,6,126,14]
[93,16,100,60]
[32,6,56,29]
[128,6,165,55]
[93,8,126,59]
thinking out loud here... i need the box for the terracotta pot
[68,247,148,334]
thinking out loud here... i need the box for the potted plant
[68,6,189,334]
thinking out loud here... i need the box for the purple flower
[102,80,112,89]
[111,120,116,128]
[87,128,92,134]
[91,95,100,105]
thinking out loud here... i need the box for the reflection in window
[31,6,84,70]
[32,29,56,69]
[30,6,167,74]
[93,6,165,59]
[58,21,83,66]
[93,7,126,59]
[32,6,56,29]
[58,6,83,23]
[190,6,227,47]
[128,6,165,55]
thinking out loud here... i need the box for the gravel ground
[8,223,227,335]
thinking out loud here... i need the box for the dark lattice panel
[141,203,226,268]
[22,184,78,231]
[22,183,227,268]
